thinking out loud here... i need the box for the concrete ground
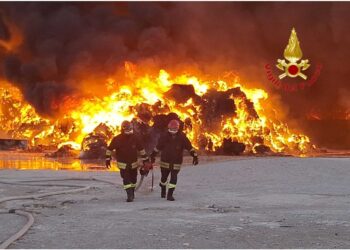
[1,156,350,248]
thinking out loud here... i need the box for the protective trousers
[160,166,179,201]
[120,168,137,190]
[160,167,179,188]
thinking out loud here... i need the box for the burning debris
[0,67,314,157]
[220,139,246,156]
[79,123,112,159]
[164,84,201,104]
[253,144,271,154]
[80,133,107,159]
[45,144,79,158]
[0,138,28,150]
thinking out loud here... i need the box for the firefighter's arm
[105,138,116,169]
[184,135,199,165]
[105,150,112,169]
[139,148,151,176]
[150,135,164,163]
[136,138,149,164]
[136,137,151,176]
[150,148,159,164]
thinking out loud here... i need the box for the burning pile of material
[0,63,314,157]
[1,2,350,157]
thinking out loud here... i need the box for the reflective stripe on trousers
[159,181,167,187]
[124,183,137,189]
[160,161,181,170]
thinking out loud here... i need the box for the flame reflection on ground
[0,152,119,171]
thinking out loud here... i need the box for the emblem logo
[265,27,322,92]
[276,28,310,80]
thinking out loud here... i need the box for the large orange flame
[0,63,315,155]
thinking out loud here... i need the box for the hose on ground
[136,165,157,192]
[0,177,118,249]
[0,209,34,249]
[0,186,90,204]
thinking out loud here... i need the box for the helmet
[121,120,133,135]
[168,119,180,134]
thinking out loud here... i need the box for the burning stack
[0,68,314,158]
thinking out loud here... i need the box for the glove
[143,158,150,165]
[105,159,111,169]
[190,150,199,166]
[140,168,149,176]
[150,151,157,163]
[143,160,153,170]
[192,156,199,165]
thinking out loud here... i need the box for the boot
[159,183,166,198]
[167,188,175,201]
[126,188,133,202]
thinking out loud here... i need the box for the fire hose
[0,209,34,249]
[0,177,118,249]
[135,163,155,192]
[135,168,154,192]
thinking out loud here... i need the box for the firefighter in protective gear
[150,119,199,201]
[106,120,149,202]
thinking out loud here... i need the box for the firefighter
[150,119,199,201]
[105,120,149,202]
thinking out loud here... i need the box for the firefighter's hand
[105,159,111,169]
[190,150,199,165]
[192,156,199,165]
[143,160,153,170]
[140,168,149,176]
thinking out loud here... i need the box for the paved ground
[1,157,350,248]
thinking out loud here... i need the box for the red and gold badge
[276,28,310,80]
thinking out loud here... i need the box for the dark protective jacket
[155,131,196,170]
[106,133,148,169]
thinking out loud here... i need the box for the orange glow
[0,64,314,155]
[0,152,119,171]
